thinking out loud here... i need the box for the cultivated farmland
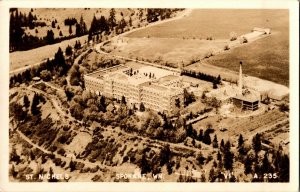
[125,9,289,86]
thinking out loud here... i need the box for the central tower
[238,61,243,93]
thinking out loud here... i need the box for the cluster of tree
[74,40,82,50]
[31,93,46,116]
[186,124,215,147]
[88,15,110,39]
[10,93,46,129]
[181,70,221,85]
[10,47,70,88]
[64,17,78,26]
[183,88,196,107]
[242,133,289,182]
[69,64,83,86]
[10,9,87,51]
[51,19,57,28]
[185,107,213,121]
[9,9,37,51]
[75,16,88,37]
[146,9,173,23]
[138,144,173,176]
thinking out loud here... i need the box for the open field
[127,9,288,39]
[126,9,289,86]
[106,37,227,67]
[205,31,289,86]
[9,35,87,72]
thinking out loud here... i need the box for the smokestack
[239,61,243,93]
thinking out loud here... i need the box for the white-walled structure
[84,65,184,114]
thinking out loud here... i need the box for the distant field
[10,35,87,71]
[126,9,289,86]
[127,9,288,39]
[107,37,227,67]
[205,31,289,86]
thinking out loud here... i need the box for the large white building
[84,64,184,114]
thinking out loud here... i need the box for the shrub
[224,45,230,50]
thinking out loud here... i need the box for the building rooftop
[138,66,175,79]
[157,75,181,84]
[233,89,260,102]
[87,65,129,79]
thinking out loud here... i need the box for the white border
[0,0,299,192]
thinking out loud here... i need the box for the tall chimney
[238,61,243,93]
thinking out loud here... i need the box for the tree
[238,134,244,148]
[69,159,76,172]
[159,144,171,166]
[51,20,56,28]
[28,11,35,29]
[196,152,205,165]
[209,167,215,182]
[23,95,30,108]
[65,45,73,56]
[212,134,218,148]
[261,152,270,174]
[213,80,218,89]
[139,102,145,112]
[198,129,203,141]
[129,16,132,26]
[31,93,41,116]
[65,88,74,101]
[70,103,84,120]
[69,25,73,35]
[40,70,51,81]
[10,103,27,127]
[252,133,262,154]
[183,88,196,107]
[244,155,252,174]
[242,36,248,43]
[279,103,289,112]
[217,151,222,161]
[69,64,81,86]
[220,139,225,152]
[10,164,18,178]
[121,95,126,105]
[46,30,55,44]
[48,167,58,182]
[186,124,195,138]
[202,129,211,145]
[224,149,234,170]
[99,95,107,112]
[139,153,151,174]
[175,98,180,108]
[74,40,81,50]
[108,8,116,30]
[230,31,237,41]
[59,30,63,36]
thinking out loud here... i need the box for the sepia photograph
[1,0,299,192]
